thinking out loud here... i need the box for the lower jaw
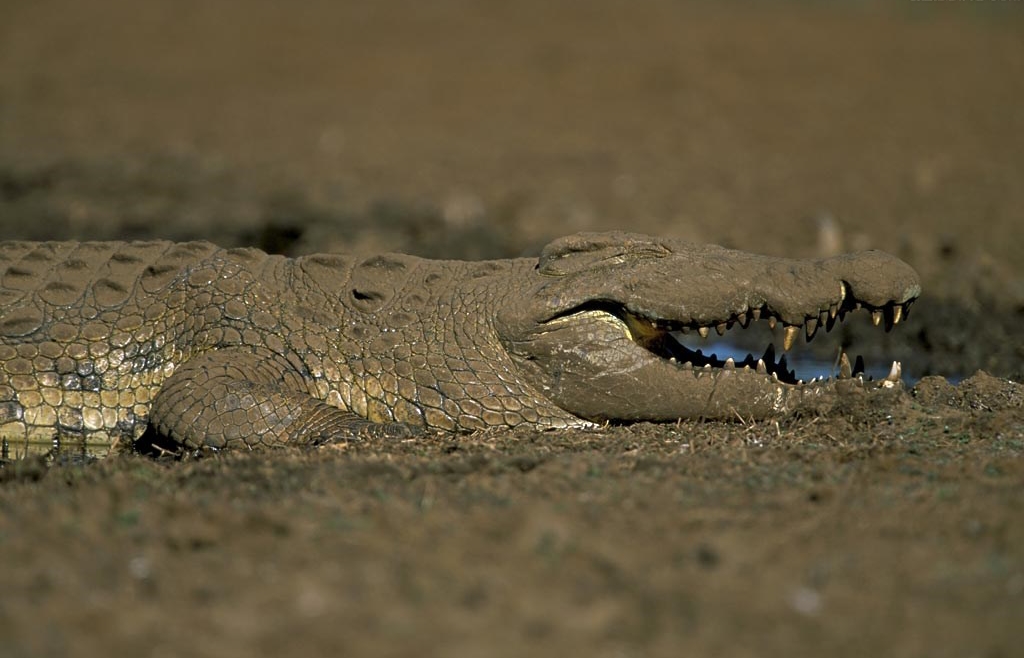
[649,363,903,422]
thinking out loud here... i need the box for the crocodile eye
[537,232,670,276]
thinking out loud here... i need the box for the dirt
[1,1,1023,656]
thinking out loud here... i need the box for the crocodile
[0,232,920,459]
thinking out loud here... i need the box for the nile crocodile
[0,232,920,459]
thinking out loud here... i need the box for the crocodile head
[498,232,921,421]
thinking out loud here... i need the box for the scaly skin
[0,233,920,459]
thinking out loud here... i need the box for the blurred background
[2,5,1023,657]
[1,0,1022,378]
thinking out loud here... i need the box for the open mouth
[558,286,914,387]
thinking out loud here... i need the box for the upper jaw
[540,266,915,363]
[529,237,921,331]
[619,275,913,338]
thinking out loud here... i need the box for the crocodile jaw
[506,304,907,422]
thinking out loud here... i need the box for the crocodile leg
[149,349,418,450]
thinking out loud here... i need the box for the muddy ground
[1,1,1023,656]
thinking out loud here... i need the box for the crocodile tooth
[715,322,727,336]
[839,352,852,379]
[724,357,735,369]
[882,360,902,387]
[678,326,690,335]
[756,359,768,375]
[805,318,818,341]
[737,312,750,328]
[825,311,838,333]
[871,309,883,326]
[751,307,762,321]
[829,303,839,319]
[840,281,847,302]
[767,316,777,330]
[669,357,677,364]
[783,325,799,351]
[698,326,710,338]
[818,310,829,327]
[883,305,897,332]
[892,305,903,325]
[772,372,779,381]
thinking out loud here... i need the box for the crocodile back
[0,241,224,334]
